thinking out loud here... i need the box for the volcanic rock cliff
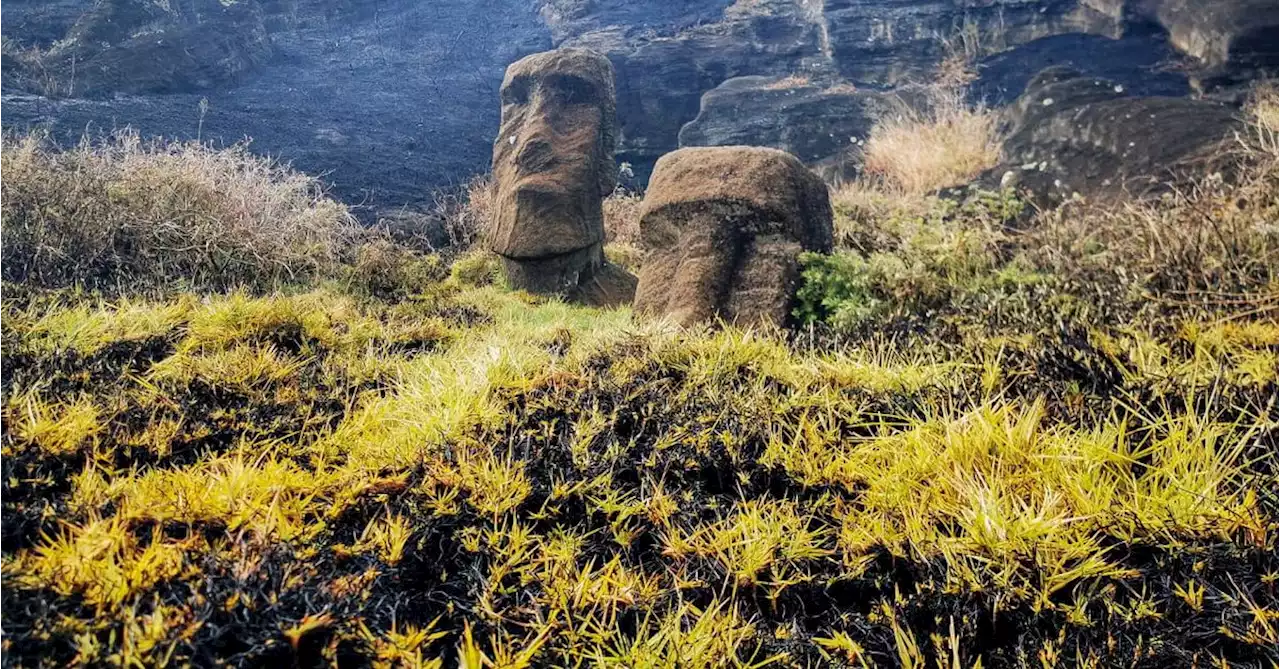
[2,0,1273,215]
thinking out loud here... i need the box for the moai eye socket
[501,77,532,106]
[545,75,599,105]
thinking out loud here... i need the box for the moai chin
[489,47,635,306]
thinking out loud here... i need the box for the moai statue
[489,47,636,307]
[634,146,834,328]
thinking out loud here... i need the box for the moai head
[633,146,833,328]
[489,48,619,295]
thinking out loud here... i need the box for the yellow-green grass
[2,272,1274,667]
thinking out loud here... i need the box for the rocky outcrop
[983,66,1243,204]
[549,0,1145,178]
[821,0,1126,84]
[678,76,906,181]
[634,146,833,328]
[1140,0,1278,89]
[3,0,271,97]
[1,0,1273,215]
[969,31,1190,105]
[553,0,833,180]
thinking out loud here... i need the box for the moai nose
[515,136,556,172]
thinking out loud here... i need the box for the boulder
[489,47,637,306]
[678,76,906,182]
[981,67,1243,204]
[634,146,833,328]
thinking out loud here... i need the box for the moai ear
[596,64,618,198]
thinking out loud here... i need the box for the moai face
[633,146,833,328]
[490,48,618,294]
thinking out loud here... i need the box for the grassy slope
[3,228,1276,667]
[1,92,1278,667]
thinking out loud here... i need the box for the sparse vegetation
[1,131,360,293]
[855,86,1001,196]
[761,74,813,90]
[1249,81,1280,133]
[433,175,497,250]
[0,83,1275,667]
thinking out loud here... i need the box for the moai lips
[634,146,833,328]
[490,48,636,305]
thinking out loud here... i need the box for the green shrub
[798,189,1026,330]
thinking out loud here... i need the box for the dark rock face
[969,32,1191,106]
[558,0,832,182]
[2,0,552,215]
[3,0,271,97]
[1,0,1273,214]
[678,76,905,182]
[1142,0,1278,83]
[821,0,1122,84]
[983,66,1243,204]
[1,0,105,52]
[634,146,833,328]
[538,0,735,43]
[84,0,268,95]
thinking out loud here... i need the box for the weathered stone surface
[679,76,906,182]
[490,47,636,306]
[981,67,1243,204]
[821,0,1124,85]
[556,0,832,183]
[1142,0,1278,79]
[3,0,271,97]
[635,146,833,328]
[1,0,1273,216]
[969,32,1190,105]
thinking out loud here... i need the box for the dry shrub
[1249,81,1280,136]
[934,19,1005,88]
[1,131,358,292]
[1028,187,1277,317]
[1025,83,1279,313]
[859,86,1001,195]
[603,189,644,247]
[761,74,812,90]
[348,238,447,298]
[828,184,952,251]
[433,175,495,249]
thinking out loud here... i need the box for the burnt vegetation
[1,86,1277,668]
